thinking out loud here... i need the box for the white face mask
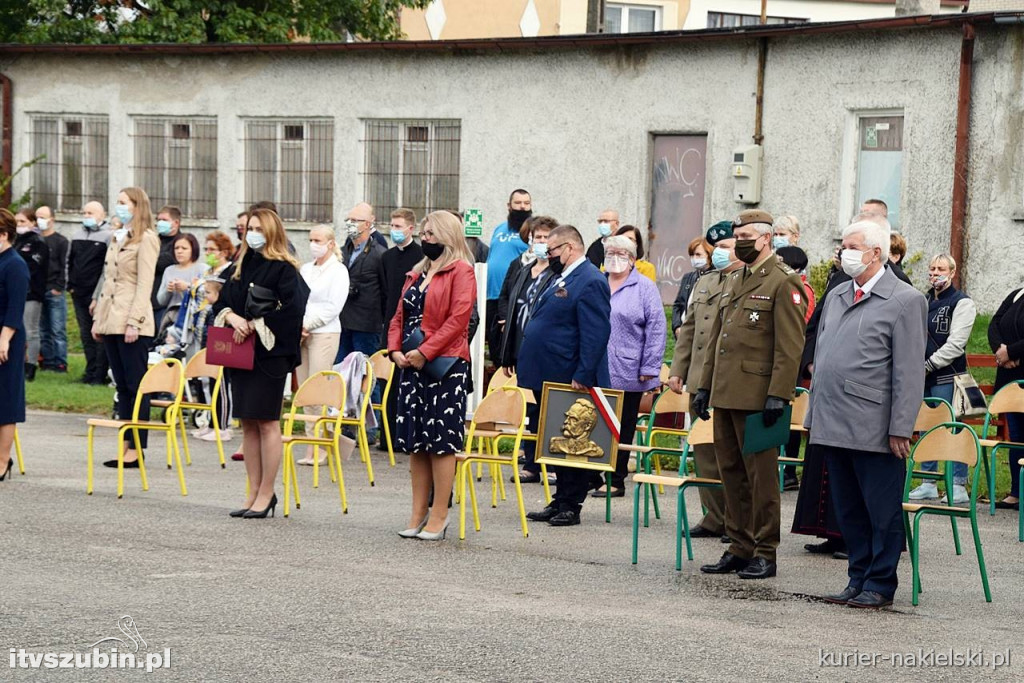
[841,248,870,278]
[690,257,708,270]
[37,218,49,231]
[605,255,630,274]
[309,241,329,260]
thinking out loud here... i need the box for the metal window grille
[361,119,461,220]
[242,118,333,222]
[131,117,217,218]
[29,114,109,212]
[706,12,808,28]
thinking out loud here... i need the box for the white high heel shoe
[415,518,450,541]
[398,516,429,538]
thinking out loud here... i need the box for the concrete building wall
[2,20,1022,309]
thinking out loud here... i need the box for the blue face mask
[82,217,98,230]
[598,223,613,238]
[532,242,549,259]
[245,231,266,250]
[390,229,407,245]
[114,205,133,224]
[772,235,790,250]
[156,220,173,236]
[711,246,733,270]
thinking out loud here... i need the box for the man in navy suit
[517,224,611,527]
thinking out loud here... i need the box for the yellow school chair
[152,348,227,469]
[281,371,349,518]
[86,358,187,498]
[369,350,396,467]
[13,426,24,474]
[339,357,378,486]
[457,386,529,539]
[976,380,1024,515]
[902,422,991,606]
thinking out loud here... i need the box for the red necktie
[854,289,864,303]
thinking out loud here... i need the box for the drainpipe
[0,73,11,207]
[949,22,974,288]
[753,38,767,145]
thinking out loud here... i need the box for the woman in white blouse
[296,225,349,465]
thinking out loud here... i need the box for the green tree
[15,0,431,44]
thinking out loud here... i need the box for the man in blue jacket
[518,224,611,527]
[485,189,532,363]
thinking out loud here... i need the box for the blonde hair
[233,209,299,279]
[773,215,800,240]
[414,210,474,275]
[119,187,154,245]
[929,253,957,272]
[310,224,341,260]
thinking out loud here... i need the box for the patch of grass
[26,354,113,414]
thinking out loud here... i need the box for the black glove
[763,396,787,427]
[692,389,711,421]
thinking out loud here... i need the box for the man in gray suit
[804,219,926,609]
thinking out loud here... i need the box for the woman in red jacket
[388,211,477,541]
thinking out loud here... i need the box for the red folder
[206,326,255,370]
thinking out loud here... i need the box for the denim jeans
[921,382,967,485]
[40,290,68,368]
[23,300,42,366]
[336,329,383,437]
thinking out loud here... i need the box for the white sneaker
[199,428,233,442]
[192,426,212,438]
[939,485,969,505]
[908,482,939,500]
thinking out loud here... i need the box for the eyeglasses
[548,242,570,257]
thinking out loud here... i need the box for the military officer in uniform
[666,221,741,538]
[692,209,807,580]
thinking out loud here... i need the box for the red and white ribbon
[589,386,621,442]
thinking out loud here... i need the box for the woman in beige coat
[92,187,160,468]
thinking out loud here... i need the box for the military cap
[705,221,734,245]
[733,209,774,227]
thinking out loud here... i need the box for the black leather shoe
[700,552,749,574]
[804,539,843,554]
[548,510,581,526]
[228,508,250,518]
[832,551,850,560]
[782,476,800,491]
[847,590,893,609]
[526,506,558,522]
[720,535,731,543]
[688,525,720,538]
[822,586,862,605]
[737,557,777,579]
[590,486,624,498]
[516,471,542,484]
[103,459,140,468]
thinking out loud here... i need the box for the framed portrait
[534,382,625,473]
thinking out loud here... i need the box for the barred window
[132,117,217,218]
[243,119,333,222]
[29,114,109,211]
[362,120,461,219]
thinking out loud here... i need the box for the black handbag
[402,327,458,382]
[245,283,280,318]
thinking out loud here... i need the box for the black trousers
[72,294,108,382]
[485,299,500,366]
[523,398,541,474]
[105,335,152,449]
[824,445,906,599]
[611,390,643,490]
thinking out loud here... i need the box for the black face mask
[422,241,445,261]
[548,255,565,275]
[734,238,761,265]
[508,209,532,233]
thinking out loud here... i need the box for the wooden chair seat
[457,451,514,464]
[777,457,803,465]
[978,438,1024,449]
[282,435,334,446]
[620,443,684,455]
[87,418,146,429]
[903,502,970,514]
[632,473,721,488]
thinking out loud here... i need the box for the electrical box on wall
[732,144,763,204]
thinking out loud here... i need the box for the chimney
[895,0,941,15]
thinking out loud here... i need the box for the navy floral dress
[394,276,470,456]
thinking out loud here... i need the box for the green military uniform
[699,249,807,563]
[669,269,728,534]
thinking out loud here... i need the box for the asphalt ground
[2,410,1022,682]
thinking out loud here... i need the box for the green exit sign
[464,208,483,237]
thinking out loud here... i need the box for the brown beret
[733,209,774,227]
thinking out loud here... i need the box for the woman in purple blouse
[593,235,667,496]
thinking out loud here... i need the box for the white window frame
[242,118,334,223]
[838,108,906,233]
[606,3,663,34]
[131,116,218,218]
[27,113,109,212]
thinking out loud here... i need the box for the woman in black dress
[0,209,30,480]
[988,287,1024,509]
[387,211,476,540]
[218,209,306,519]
